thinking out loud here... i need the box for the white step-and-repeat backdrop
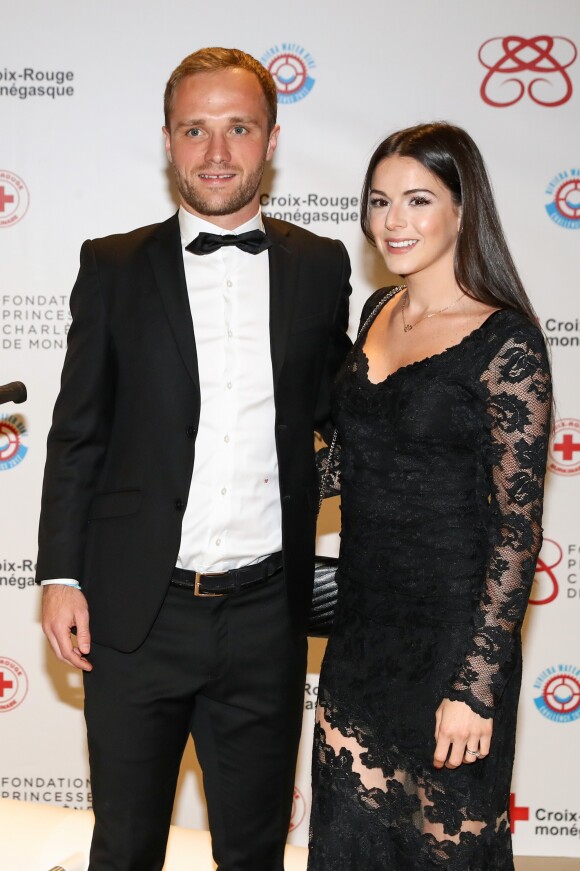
[2,0,579,858]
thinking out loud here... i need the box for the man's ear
[163,127,173,163]
[266,124,280,162]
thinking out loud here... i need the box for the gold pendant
[404,324,413,333]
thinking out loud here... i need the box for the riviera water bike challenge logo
[545,169,580,230]
[534,665,580,723]
[261,44,316,104]
[0,414,28,471]
[0,170,30,228]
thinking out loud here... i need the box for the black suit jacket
[36,213,351,651]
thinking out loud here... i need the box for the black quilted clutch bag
[308,426,340,638]
[309,556,339,637]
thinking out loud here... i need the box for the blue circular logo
[0,415,28,471]
[534,665,580,723]
[545,170,580,229]
[261,44,316,104]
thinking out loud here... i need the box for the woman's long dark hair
[360,122,538,323]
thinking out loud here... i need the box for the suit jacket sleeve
[36,240,114,581]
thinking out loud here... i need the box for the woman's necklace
[401,288,464,333]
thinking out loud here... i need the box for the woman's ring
[465,747,481,757]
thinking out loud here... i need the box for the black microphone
[0,381,27,405]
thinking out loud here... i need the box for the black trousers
[83,570,307,871]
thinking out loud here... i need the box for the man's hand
[42,585,93,672]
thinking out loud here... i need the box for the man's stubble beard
[171,160,266,218]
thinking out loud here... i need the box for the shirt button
[174,498,184,511]
[226,382,232,390]
[227,329,233,338]
[224,435,230,443]
[221,488,227,495]
[216,538,222,546]
[226,280,233,288]
[186,425,196,438]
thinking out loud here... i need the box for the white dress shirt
[177,206,282,572]
[42,206,282,587]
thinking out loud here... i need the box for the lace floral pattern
[308,290,551,870]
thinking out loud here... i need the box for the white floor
[2,799,578,871]
[515,859,580,870]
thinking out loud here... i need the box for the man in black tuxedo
[37,47,351,870]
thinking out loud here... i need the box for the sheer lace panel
[448,331,551,717]
[313,703,511,869]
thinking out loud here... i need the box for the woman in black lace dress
[309,123,551,870]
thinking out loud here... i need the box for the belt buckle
[194,571,227,598]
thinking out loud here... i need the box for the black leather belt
[171,552,283,597]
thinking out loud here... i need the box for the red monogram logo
[530,538,561,606]
[479,36,577,107]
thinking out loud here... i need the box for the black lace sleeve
[448,322,552,718]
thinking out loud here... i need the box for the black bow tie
[186,229,271,256]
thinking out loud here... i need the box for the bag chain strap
[318,285,404,512]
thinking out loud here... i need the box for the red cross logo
[0,170,30,227]
[0,671,14,697]
[510,793,529,833]
[289,786,306,832]
[0,657,28,712]
[549,419,580,476]
[553,433,580,461]
[0,186,15,212]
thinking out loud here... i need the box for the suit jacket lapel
[146,214,297,393]
[147,213,200,392]
[265,217,299,388]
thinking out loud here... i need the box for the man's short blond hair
[164,47,278,130]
